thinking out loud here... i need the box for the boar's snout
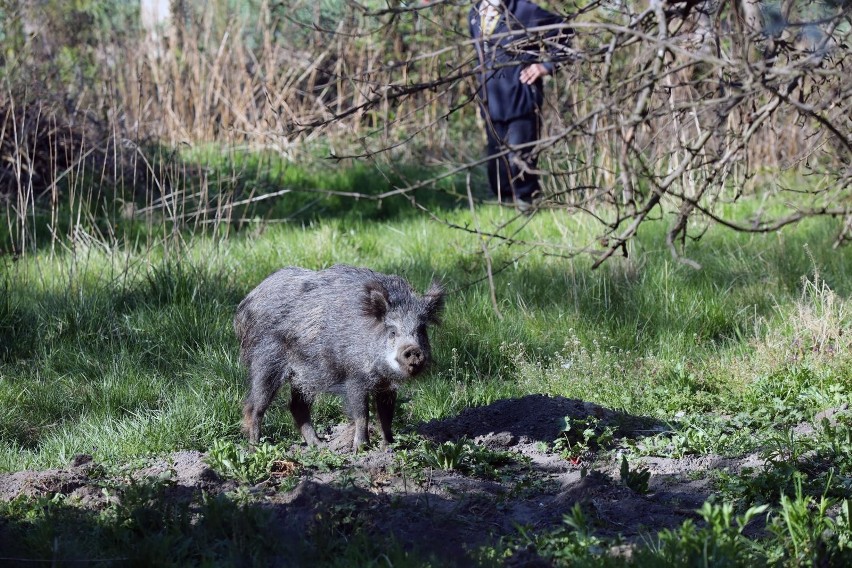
[399,343,426,375]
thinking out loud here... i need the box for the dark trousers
[485,113,541,203]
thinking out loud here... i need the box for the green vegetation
[491,496,852,567]
[2,156,852,565]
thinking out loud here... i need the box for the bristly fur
[361,280,389,321]
[423,281,446,325]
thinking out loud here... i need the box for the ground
[0,394,766,564]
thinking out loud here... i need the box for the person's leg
[505,113,542,204]
[485,119,513,202]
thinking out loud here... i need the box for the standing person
[469,0,572,211]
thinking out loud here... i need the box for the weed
[491,504,619,566]
[787,269,850,361]
[393,435,517,480]
[643,502,768,566]
[205,439,294,485]
[537,504,612,562]
[205,439,351,488]
[424,438,470,471]
[716,412,852,509]
[289,445,348,473]
[619,455,651,494]
[631,418,735,459]
[766,477,852,565]
[505,471,559,500]
[552,415,615,462]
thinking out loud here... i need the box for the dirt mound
[0,450,229,505]
[0,468,89,501]
[418,394,619,446]
[133,450,222,487]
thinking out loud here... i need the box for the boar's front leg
[289,387,322,446]
[375,390,397,449]
[344,384,371,451]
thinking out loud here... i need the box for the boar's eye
[387,327,397,340]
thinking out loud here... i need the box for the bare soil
[0,394,763,564]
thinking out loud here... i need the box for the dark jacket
[469,0,571,121]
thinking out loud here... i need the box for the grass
[2,158,852,564]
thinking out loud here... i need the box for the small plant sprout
[620,455,651,494]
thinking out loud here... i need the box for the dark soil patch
[0,395,762,564]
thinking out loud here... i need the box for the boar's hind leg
[243,368,282,444]
[344,388,370,450]
[289,387,322,446]
[375,390,397,448]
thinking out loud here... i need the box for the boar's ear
[362,281,389,320]
[422,281,445,325]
